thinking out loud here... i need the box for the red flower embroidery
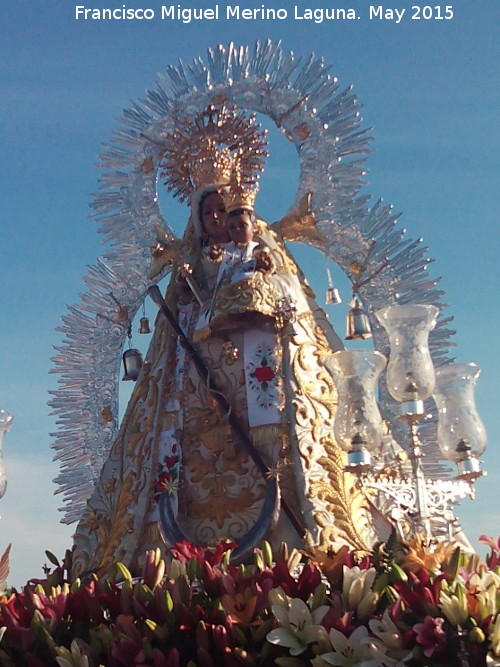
[165,455,178,469]
[253,365,275,383]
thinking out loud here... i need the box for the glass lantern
[0,410,13,500]
[325,350,386,469]
[376,304,438,414]
[434,362,486,478]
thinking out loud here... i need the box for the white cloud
[0,455,73,589]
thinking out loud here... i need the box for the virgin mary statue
[72,105,374,578]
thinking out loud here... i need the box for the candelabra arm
[407,417,432,538]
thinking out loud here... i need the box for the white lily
[168,557,186,580]
[342,565,377,614]
[369,609,403,652]
[467,570,500,591]
[465,570,500,621]
[316,625,381,666]
[488,614,500,658]
[439,585,469,627]
[268,585,289,610]
[267,596,329,656]
[55,639,90,667]
[477,585,500,621]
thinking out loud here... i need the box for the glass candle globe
[0,410,13,500]
[434,362,486,476]
[325,350,386,467]
[376,304,438,408]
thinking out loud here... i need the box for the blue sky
[1,0,499,587]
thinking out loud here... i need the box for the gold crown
[222,152,259,213]
[159,105,268,202]
[223,186,258,214]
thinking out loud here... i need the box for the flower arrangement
[0,535,499,666]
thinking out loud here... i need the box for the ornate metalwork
[362,477,473,541]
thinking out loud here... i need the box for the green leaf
[70,577,81,593]
[373,572,389,593]
[443,546,462,581]
[262,540,274,568]
[275,658,306,666]
[164,589,174,613]
[385,585,399,604]
[254,551,265,571]
[311,582,328,610]
[44,550,60,567]
[389,562,408,583]
[233,625,248,646]
[187,556,199,580]
[116,561,133,583]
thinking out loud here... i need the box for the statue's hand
[148,225,182,279]
[177,263,193,281]
[175,263,193,302]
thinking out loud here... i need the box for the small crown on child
[222,179,258,214]
[222,147,264,214]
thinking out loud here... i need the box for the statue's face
[200,192,229,243]
[228,212,254,246]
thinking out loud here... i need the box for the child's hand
[253,245,274,272]
[208,244,224,261]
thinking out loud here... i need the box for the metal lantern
[122,348,143,381]
[139,316,151,334]
[325,350,386,469]
[345,298,372,340]
[434,362,486,479]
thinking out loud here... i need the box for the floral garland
[0,536,499,666]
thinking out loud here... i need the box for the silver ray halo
[50,40,455,524]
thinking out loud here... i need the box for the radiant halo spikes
[50,41,455,524]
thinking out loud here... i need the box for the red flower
[170,540,235,566]
[253,365,275,383]
[479,535,500,568]
[413,615,447,657]
[272,561,322,601]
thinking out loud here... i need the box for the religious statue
[71,105,375,578]
[50,44,461,579]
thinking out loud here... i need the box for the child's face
[228,212,254,245]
